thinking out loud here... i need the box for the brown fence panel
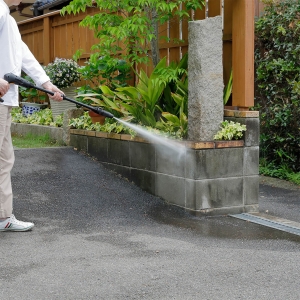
[18,8,100,65]
[20,18,45,64]
[18,1,257,108]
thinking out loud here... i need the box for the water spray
[3,73,114,118]
[116,118,186,157]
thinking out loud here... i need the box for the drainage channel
[230,213,300,236]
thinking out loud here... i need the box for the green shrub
[77,55,189,138]
[69,111,136,135]
[19,73,46,103]
[75,54,131,106]
[213,120,246,141]
[61,0,204,67]
[11,108,63,127]
[255,0,300,172]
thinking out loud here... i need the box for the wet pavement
[1,147,299,300]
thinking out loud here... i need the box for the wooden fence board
[18,1,256,108]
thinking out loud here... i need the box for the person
[0,0,63,231]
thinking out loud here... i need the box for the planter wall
[11,123,64,144]
[11,108,84,146]
[69,110,260,216]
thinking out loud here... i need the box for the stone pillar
[188,16,224,141]
[63,108,84,145]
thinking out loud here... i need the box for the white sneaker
[0,214,34,232]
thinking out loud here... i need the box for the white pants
[0,105,14,218]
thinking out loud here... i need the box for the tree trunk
[145,7,160,67]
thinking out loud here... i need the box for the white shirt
[0,0,50,106]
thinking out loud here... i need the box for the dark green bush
[255,0,300,172]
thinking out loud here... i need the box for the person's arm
[21,41,63,101]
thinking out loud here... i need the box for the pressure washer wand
[4,73,114,118]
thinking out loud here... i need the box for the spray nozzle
[91,107,114,118]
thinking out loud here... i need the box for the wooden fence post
[232,0,255,109]
[43,16,51,65]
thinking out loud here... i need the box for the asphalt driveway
[1,147,299,300]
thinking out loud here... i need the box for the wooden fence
[18,0,256,109]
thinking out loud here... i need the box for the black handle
[4,73,35,89]
[4,73,114,118]
[0,98,3,103]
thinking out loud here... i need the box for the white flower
[45,57,81,88]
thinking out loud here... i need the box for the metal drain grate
[230,213,300,236]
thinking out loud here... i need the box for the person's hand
[42,81,63,102]
[0,78,10,97]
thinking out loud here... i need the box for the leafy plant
[69,111,135,136]
[156,53,188,116]
[81,57,168,126]
[61,0,205,67]
[69,111,185,139]
[223,69,233,105]
[77,54,131,88]
[11,107,63,127]
[19,73,46,103]
[255,0,300,172]
[78,55,189,138]
[260,160,300,185]
[213,120,246,141]
[75,54,132,106]
[45,58,81,88]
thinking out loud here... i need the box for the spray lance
[3,73,115,118]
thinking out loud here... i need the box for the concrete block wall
[11,123,64,144]
[69,110,259,216]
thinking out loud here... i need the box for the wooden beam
[232,0,255,109]
[43,17,51,65]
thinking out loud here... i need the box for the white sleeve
[21,41,50,87]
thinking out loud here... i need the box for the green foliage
[155,111,187,139]
[260,160,300,185]
[75,54,131,106]
[12,133,64,148]
[11,108,63,127]
[69,111,136,135]
[255,0,300,172]
[78,54,131,88]
[19,73,46,103]
[61,0,204,67]
[69,111,185,139]
[45,58,81,88]
[100,64,166,127]
[78,56,188,138]
[223,69,233,105]
[213,120,246,141]
[155,53,188,116]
